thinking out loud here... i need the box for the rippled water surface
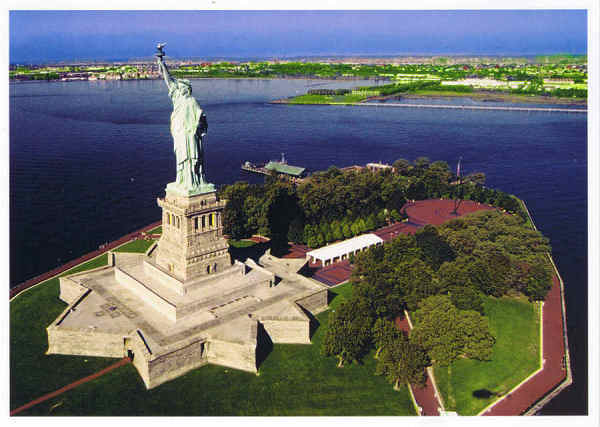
[9,79,587,414]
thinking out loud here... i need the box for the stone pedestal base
[155,188,231,284]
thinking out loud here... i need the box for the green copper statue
[156,43,214,195]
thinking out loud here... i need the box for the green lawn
[147,225,162,234]
[288,93,367,104]
[113,239,156,253]
[10,254,113,411]
[228,239,257,249]
[433,295,540,415]
[12,271,416,416]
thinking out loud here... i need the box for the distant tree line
[307,88,351,96]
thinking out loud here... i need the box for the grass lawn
[113,239,156,253]
[228,239,258,249]
[10,254,112,411]
[288,93,367,104]
[12,268,416,416]
[433,295,540,415]
[147,225,162,234]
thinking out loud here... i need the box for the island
[10,157,571,416]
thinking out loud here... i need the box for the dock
[242,154,307,183]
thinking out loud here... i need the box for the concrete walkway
[10,357,131,416]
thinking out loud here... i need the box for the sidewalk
[395,314,443,416]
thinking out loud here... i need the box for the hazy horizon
[10,10,587,64]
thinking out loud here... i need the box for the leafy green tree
[458,310,495,361]
[351,219,361,236]
[393,158,412,175]
[331,220,343,241]
[315,232,326,248]
[464,172,486,186]
[365,214,377,231]
[394,258,438,311]
[411,295,495,366]
[342,222,353,239]
[448,284,485,314]
[376,210,388,227]
[376,334,430,389]
[406,180,427,200]
[287,216,305,244]
[325,229,334,244]
[524,257,553,301]
[221,182,251,239]
[265,182,299,253]
[322,299,374,367]
[372,318,402,359]
[415,225,456,270]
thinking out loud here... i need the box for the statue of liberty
[156,43,213,195]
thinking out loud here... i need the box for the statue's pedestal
[166,181,216,197]
[155,187,231,283]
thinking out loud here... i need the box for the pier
[242,154,307,183]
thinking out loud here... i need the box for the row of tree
[221,157,530,252]
[307,89,351,95]
[321,209,552,389]
[301,209,406,248]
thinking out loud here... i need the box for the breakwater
[356,102,587,113]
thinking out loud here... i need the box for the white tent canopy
[306,233,384,266]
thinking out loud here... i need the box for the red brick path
[396,315,443,416]
[10,357,131,416]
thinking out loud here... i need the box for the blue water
[9,79,587,414]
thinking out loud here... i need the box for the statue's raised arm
[156,43,176,92]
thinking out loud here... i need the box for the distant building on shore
[366,162,393,172]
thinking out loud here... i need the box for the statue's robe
[168,85,204,189]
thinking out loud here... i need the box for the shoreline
[272,91,587,107]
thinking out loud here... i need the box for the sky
[9,10,588,63]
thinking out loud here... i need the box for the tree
[376,333,430,389]
[394,258,438,311]
[342,221,353,239]
[287,216,305,244]
[448,284,485,314]
[221,182,252,239]
[524,256,553,301]
[331,220,344,241]
[412,157,431,177]
[415,225,456,270]
[410,295,464,365]
[372,318,401,359]
[411,295,495,366]
[321,298,374,367]
[406,180,427,200]
[458,310,495,361]
[393,158,411,175]
[464,172,486,186]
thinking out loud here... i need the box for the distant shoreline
[272,90,587,107]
